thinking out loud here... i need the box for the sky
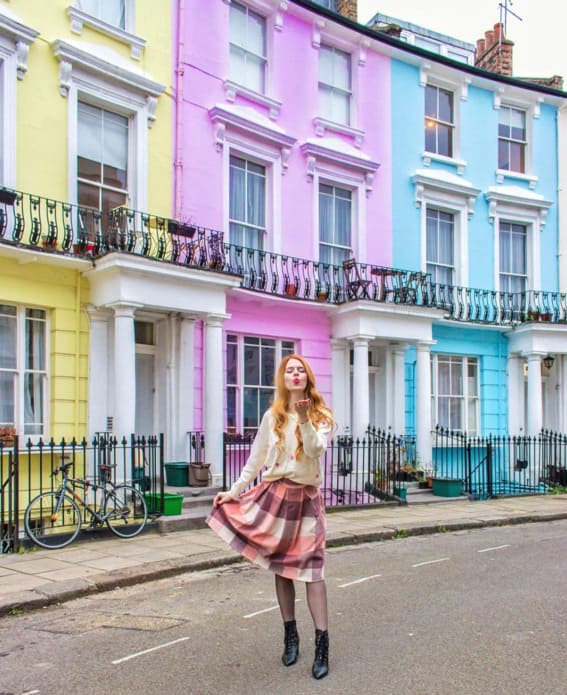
[356,1,566,81]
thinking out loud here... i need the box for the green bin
[165,461,189,487]
[432,477,462,498]
[144,492,184,516]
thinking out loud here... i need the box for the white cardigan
[227,410,332,498]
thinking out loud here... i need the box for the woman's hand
[213,492,234,507]
[295,398,311,424]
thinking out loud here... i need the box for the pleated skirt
[206,478,326,582]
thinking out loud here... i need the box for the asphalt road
[1,520,567,695]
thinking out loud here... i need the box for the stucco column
[507,354,525,435]
[560,355,567,433]
[86,306,110,439]
[415,341,432,469]
[113,304,138,438]
[166,314,179,463]
[392,343,406,435]
[204,314,228,483]
[331,339,349,433]
[352,337,370,439]
[178,315,196,461]
[526,352,544,435]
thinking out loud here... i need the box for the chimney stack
[474,22,513,76]
[336,0,357,21]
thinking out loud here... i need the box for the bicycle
[24,461,148,549]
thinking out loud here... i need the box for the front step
[156,485,219,533]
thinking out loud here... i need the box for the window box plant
[0,426,16,446]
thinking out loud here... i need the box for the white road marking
[111,637,190,665]
[412,557,450,568]
[22,691,41,695]
[244,599,302,619]
[338,573,382,588]
[478,544,511,553]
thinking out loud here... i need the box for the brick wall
[474,22,514,76]
[337,0,357,21]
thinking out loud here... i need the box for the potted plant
[317,290,328,302]
[0,426,16,446]
[286,283,297,297]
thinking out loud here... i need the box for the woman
[207,354,333,679]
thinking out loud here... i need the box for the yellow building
[0,0,172,443]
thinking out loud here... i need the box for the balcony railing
[2,186,567,326]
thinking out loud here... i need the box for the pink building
[173,0,400,478]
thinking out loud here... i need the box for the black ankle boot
[312,629,329,679]
[282,620,299,666]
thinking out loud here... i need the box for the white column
[178,316,195,461]
[204,314,227,483]
[113,304,137,438]
[392,343,406,435]
[166,314,179,462]
[560,355,567,433]
[507,354,525,435]
[331,339,349,433]
[86,307,110,439]
[526,352,544,435]
[415,342,432,469]
[352,337,370,439]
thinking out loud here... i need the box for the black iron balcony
[2,186,567,326]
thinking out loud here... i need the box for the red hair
[271,354,333,458]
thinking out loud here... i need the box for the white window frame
[301,140,380,263]
[229,154,267,250]
[414,170,481,288]
[0,10,38,187]
[225,333,295,434]
[223,0,286,118]
[420,67,469,172]
[426,207,455,286]
[311,22,363,145]
[52,40,166,217]
[495,95,538,188]
[67,1,145,60]
[318,43,352,127]
[0,304,49,437]
[209,105,296,253]
[319,182,352,266]
[487,187,553,292]
[498,221,527,295]
[431,353,479,434]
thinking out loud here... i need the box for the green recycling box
[144,492,183,516]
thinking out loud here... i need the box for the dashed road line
[338,573,382,588]
[112,637,190,665]
[412,557,450,568]
[478,544,511,553]
[243,599,302,619]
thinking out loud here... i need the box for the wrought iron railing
[433,427,567,498]
[3,186,567,325]
[222,428,410,508]
[0,433,164,553]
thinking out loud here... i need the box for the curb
[2,510,567,618]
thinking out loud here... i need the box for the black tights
[275,574,328,631]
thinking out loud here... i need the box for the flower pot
[393,486,407,500]
[189,462,211,487]
[317,292,328,302]
[286,284,297,297]
[432,477,462,498]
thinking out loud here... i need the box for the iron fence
[0,433,164,553]
[223,428,410,508]
[433,427,567,498]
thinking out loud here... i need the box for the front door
[135,352,155,436]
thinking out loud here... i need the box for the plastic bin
[432,477,462,498]
[144,492,183,516]
[165,461,189,487]
[189,462,210,487]
[133,467,151,492]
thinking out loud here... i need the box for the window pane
[244,343,259,385]
[260,341,275,386]
[78,156,101,183]
[243,388,259,429]
[438,88,453,122]
[78,182,100,210]
[0,372,15,425]
[227,340,238,384]
[24,373,44,435]
[25,312,46,371]
[0,309,17,369]
[227,387,237,430]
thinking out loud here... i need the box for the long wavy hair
[271,354,334,459]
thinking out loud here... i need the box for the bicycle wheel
[24,492,82,549]
[104,484,147,538]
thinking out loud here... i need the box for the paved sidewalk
[1,494,567,617]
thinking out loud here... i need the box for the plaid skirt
[206,478,326,582]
